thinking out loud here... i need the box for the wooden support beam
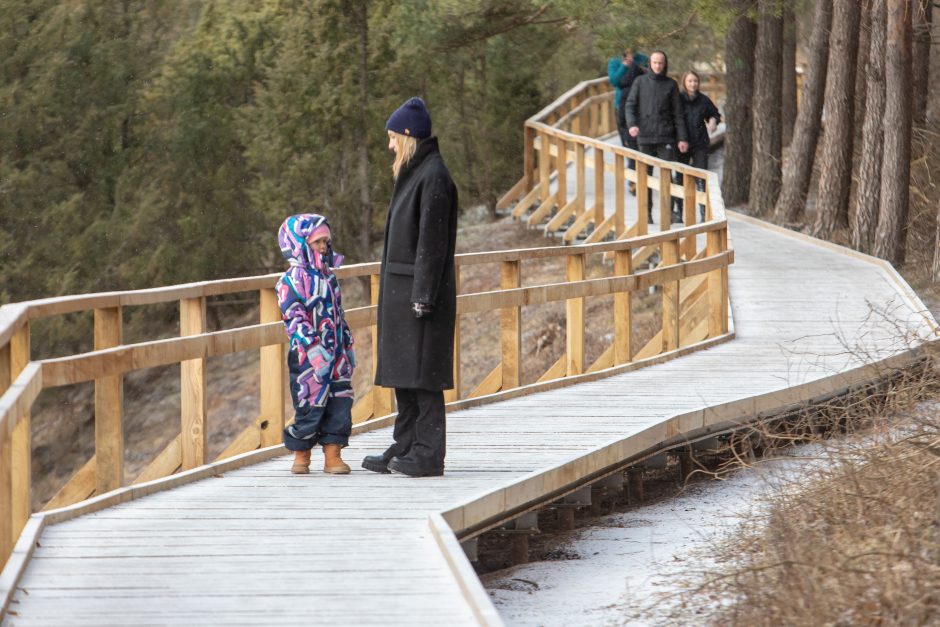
[555,137,568,207]
[586,344,614,373]
[583,213,616,245]
[496,176,528,210]
[538,131,552,202]
[526,196,558,228]
[707,229,729,336]
[637,163,649,235]
[614,153,625,236]
[523,125,536,190]
[351,390,375,424]
[544,198,579,233]
[614,250,633,364]
[0,431,11,563]
[562,208,595,243]
[180,297,207,471]
[659,164,673,229]
[215,423,262,462]
[43,456,96,511]
[575,143,586,216]
[134,436,181,485]
[467,364,502,399]
[10,323,30,539]
[445,267,462,403]
[593,146,605,224]
[510,182,542,219]
[94,306,124,493]
[500,261,522,391]
[371,275,394,417]
[259,288,285,448]
[683,174,697,259]
[536,355,566,383]
[661,240,680,352]
[566,254,585,376]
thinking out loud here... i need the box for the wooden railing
[497,75,722,244]
[0,75,733,569]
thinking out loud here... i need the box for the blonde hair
[390,131,418,179]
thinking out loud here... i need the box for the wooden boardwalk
[2,211,935,625]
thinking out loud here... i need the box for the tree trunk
[853,0,872,146]
[748,0,783,216]
[874,0,913,265]
[721,0,757,207]
[912,0,931,124]
[928,2,940,121]
[812,0,861,238]
[852,0,887,254]
[775,0,833,223]
[781,9,797,147]
[356,1,372,260]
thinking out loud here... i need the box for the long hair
[680,70,700,97]
[390,131,418,179]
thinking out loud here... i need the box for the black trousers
[384,388,446,470]
[638,143,677,215]
[674,147,708,214]
[615,110,639,170]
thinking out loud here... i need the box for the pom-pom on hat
[385,97,432,139]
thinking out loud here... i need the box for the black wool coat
[681,91,721,151]
[374,137,458,391]
[625,72,689,146]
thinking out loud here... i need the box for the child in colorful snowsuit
[276,213,356,474]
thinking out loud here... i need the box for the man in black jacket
[625,50,689,224]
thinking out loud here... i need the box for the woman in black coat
[674,70,721,220]
[362,97,458,478]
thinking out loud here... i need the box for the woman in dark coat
[362,97,458,478]
[674,70,721,220]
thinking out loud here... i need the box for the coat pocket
[387,261,415,276]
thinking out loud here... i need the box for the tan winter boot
[291,450,311,474]
[323,444,351,475]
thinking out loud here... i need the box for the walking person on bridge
[674,70,721,221]
[608,48,646,183]
[276,213,355,475]
[362,97,459,478]
[625,50,689,225]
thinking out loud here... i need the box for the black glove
[412,302,433,318]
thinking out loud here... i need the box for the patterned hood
[277,213,345,273]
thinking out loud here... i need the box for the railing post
[180,297,207,471]
[614,152,625,236]
[593,146,605,225]
[0,342,12,562]
[538,131,552,204]
[259,288,286,448]
[575,143,586,217]
[371,274,395,416]
[707,229,729,336]
[637,159,649,236]
[662,239,680,351]
[11,323,30,538]
[500,261,522,390]
[445,267,462,403]
[555,136,567,207]
[523,125,536,192]
[566,254,585,376]
[94,306,124,492]
[659,163,673,230]
[614,250,633,364]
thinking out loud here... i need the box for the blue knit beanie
[385,97,432,139]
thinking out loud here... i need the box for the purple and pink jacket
[276,214,355,408]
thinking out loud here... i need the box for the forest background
[0,0,733,350]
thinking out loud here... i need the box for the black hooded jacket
[681,90,721,151]
[624,53,688,145]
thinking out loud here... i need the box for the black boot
[361,453,392,474]
[388,455,444,477]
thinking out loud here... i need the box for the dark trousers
[615,110,639,170]
[638,143,677,216]
[674,147,708,215]
[283,350,352,451]
[383,388,446,470]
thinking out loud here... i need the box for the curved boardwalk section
[2,212,935,626]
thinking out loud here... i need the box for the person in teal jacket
[608,49,647,172]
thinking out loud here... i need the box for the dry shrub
[693,359,940,626]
